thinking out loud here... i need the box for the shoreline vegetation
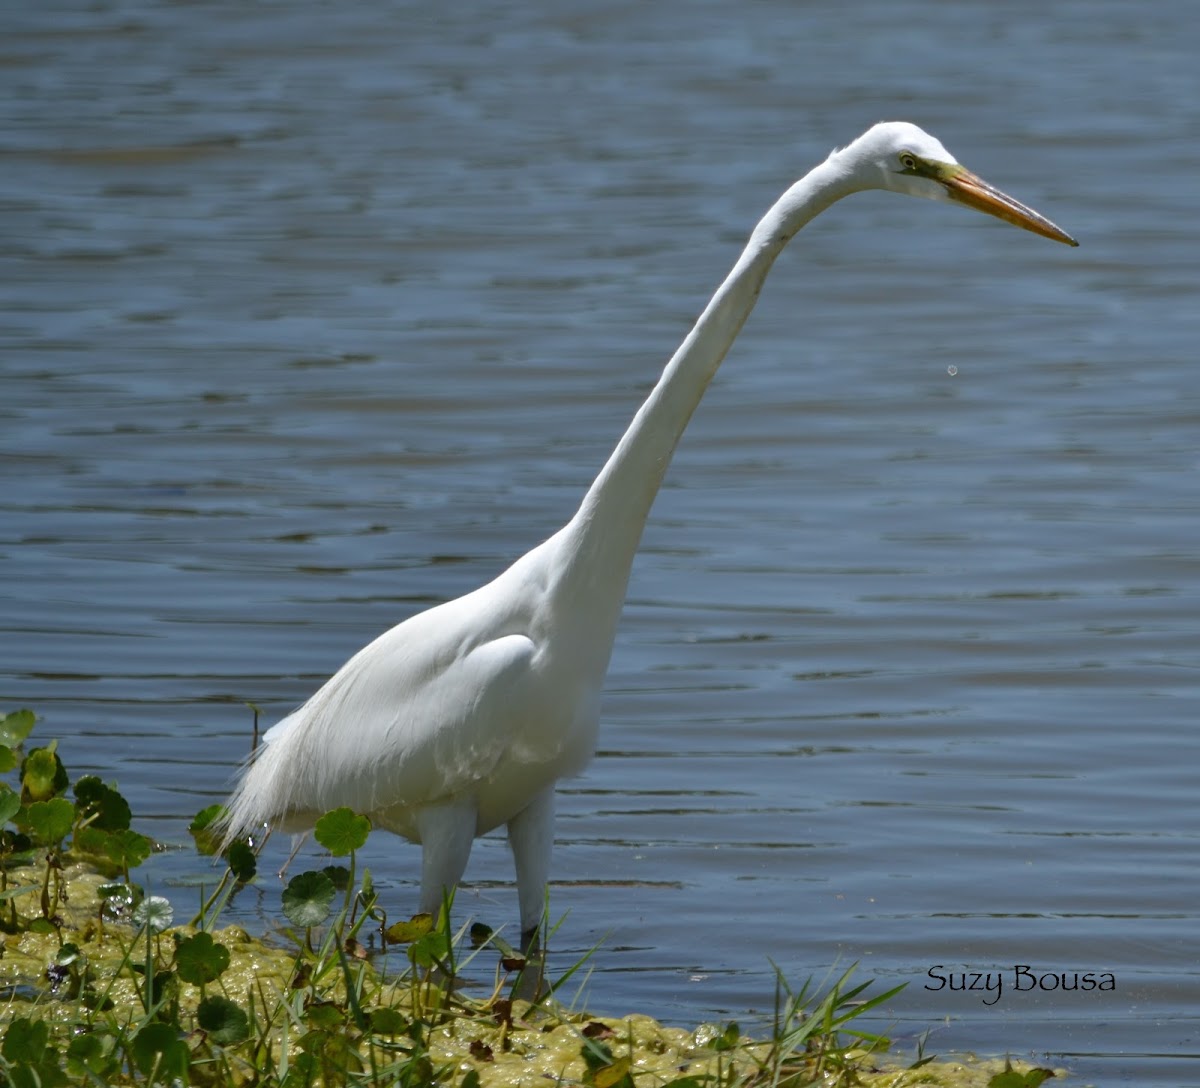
[0,709,1059,1087]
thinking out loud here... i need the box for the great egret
[220,122,1076,943]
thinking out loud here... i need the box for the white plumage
[221,122,1076,942]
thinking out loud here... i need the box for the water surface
[2,3,1197,1084]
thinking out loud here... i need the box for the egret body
[221,122,1076,942]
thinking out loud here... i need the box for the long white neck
[549,153,858,618]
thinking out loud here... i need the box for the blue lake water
[2,2,1197,1084]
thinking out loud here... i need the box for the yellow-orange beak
[940,165,1078,247]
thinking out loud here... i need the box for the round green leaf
[175,931,231,985]
[367,1006,407,1036]
[103,828,152,871]
[407,927,451,969]
[314,807,371,856]
[133,895,174,934]
[282,870,336,928]
[189,805,222,833]
[0,785,21,826]
[67,1032,116,1078]
[188,804,224,856]
[74,776,132,831]
[225,839,257,882]
[25,797,75,846]
[2,1016,48,1063]
[197,995,250,1045]
[0,709,36,748]
[384,914,434,944]
[72,824,112,861]
[21,743,68,803]
[130,1022,188,1079]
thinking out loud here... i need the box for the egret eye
[898,152,918,171]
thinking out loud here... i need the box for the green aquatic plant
[0,707,1058,1087]
[0,710,154,932]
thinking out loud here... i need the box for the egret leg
[507,786,555,948]
[415,797,478,923]
[276,831,305,880]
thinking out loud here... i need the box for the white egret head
[835,121,1078,246]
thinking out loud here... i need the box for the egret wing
[221,590,543,842]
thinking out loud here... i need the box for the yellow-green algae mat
[0,863,1062,1087]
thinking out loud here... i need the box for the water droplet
[947,365,958,377]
